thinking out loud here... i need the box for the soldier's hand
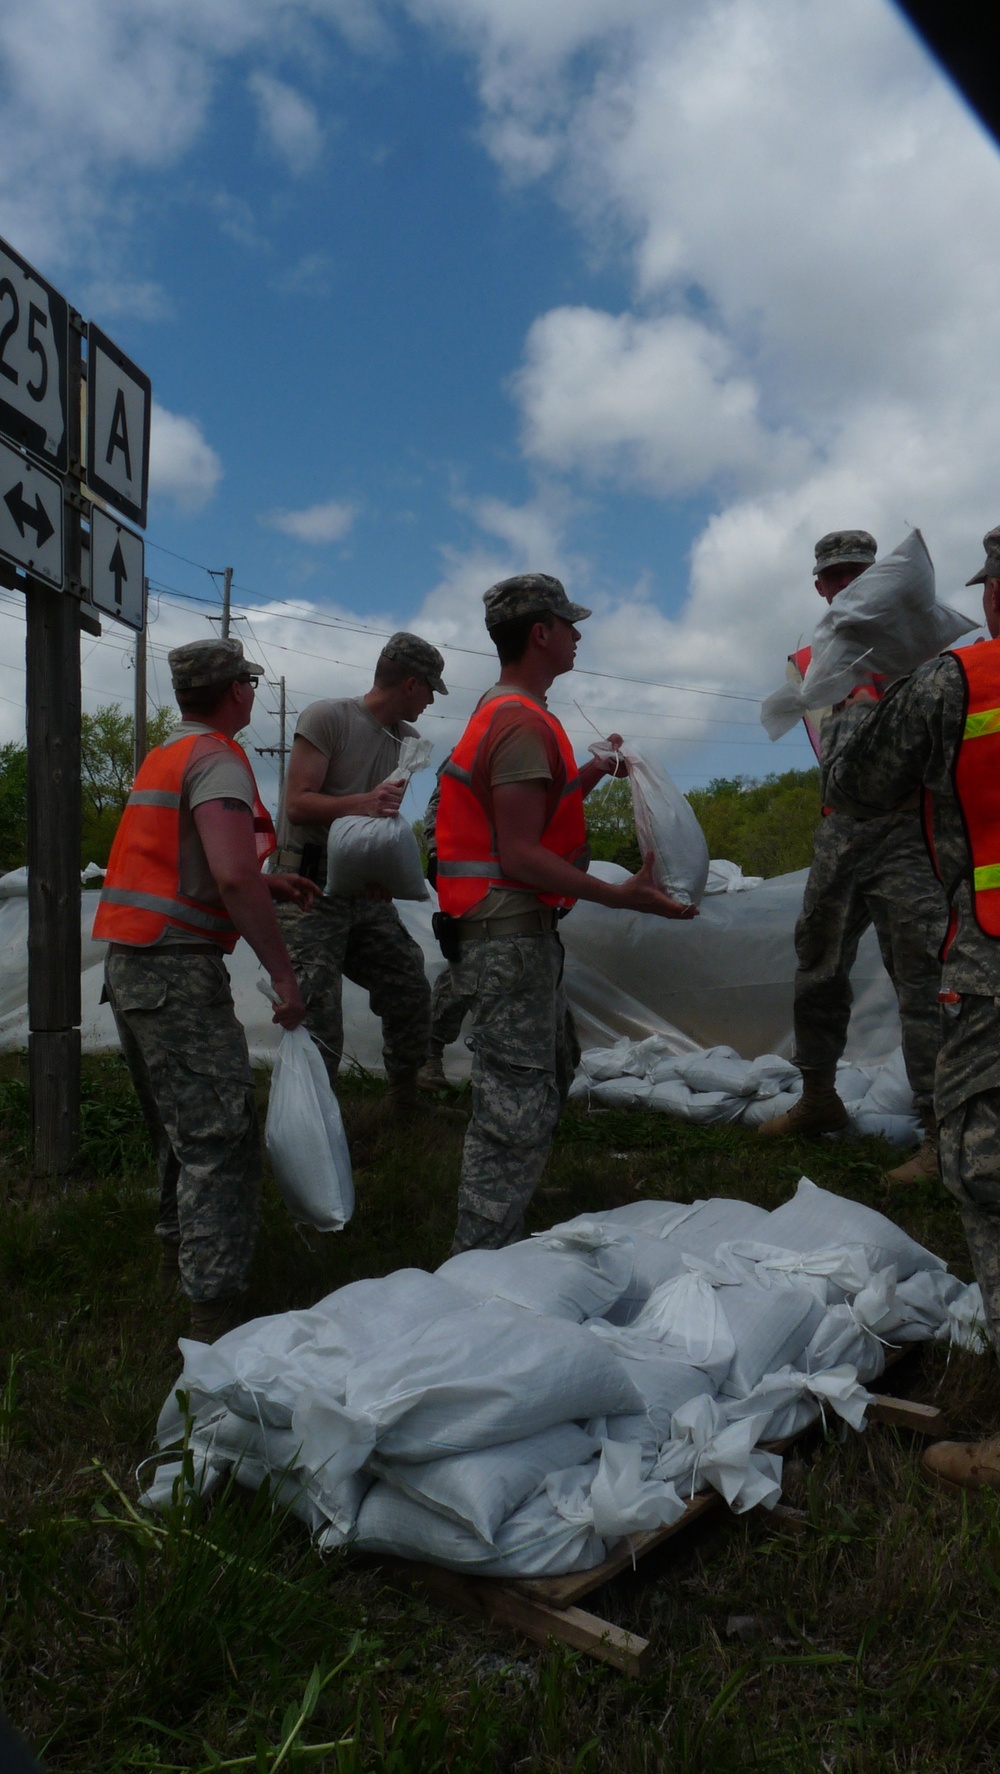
[601,733,627,776]
[363,780,406,819]
[267,872,319,910]
[617,852,698,920]
[270,971,308,1029]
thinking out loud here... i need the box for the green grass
[2,1052,1000,1771]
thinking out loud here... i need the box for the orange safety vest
[944,638,1000,943]
[435,694,588,916]
[789,644,889,765]
[93,732,276,949]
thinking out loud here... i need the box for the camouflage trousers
[449,932,580,1254]
[429,965,475,1052]
[276,894,430,1085]
[937,992,1000,1363]
[105,947,261,1303]
[793,808,947,1121]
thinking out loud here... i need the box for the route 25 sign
[86,323,151,528]
[0,237,69,473]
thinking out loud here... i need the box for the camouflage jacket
[826,651,1000,998]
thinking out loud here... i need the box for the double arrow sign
[4,477,55,550]
[0,436,62,588]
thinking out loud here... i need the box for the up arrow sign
[90,507,144,631]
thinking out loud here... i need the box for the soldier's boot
[386,1070,466,1124]
[157,1238,181,1295]
[757,1065,850,1139]
[416,1044,449,1093]
[188,1295,245,1345]
[922,1435,1000,1492]
[885,1128,939,1186]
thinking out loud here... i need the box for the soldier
[273,632,446,1115]
[759,530,948,1183]
[95,639,314,1343]
[827,526,1000,1491]
[435,573,697,1254]
[415,766,475,1092]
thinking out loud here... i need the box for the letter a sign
[86,323,151,528]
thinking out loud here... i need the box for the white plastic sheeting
[142,1181,984,1576]
[0,863,908,1123]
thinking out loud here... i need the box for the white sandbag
[372,1423,599,1545]
[563,1200,703,1240]
[547,1443,687,1539]
[353,1478,607,1576]
[672,1047,758,1097]
[590,1328,717,1440]
[586,1075,653,1109]
[705,860,764,894]
[724,1364,871,1441]
[764,1177,944,1279]
[290,1299,644,1473]
[664,1198,773,1262]
[265,1026,354,1232]
[654,1394,783,1513]
[761,530,977,741]
[159,1270,473,1437]
[715,1279,825,1397]
[627,1272,737,1387]
[740,1091,801,1129]
[647,1079,697,1116]
[437,1226,634,1322]
[589,739,709,906]
[325,812,428,901]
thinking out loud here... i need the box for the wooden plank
[513,1490,723,1610]
[867,1394,948,1435]
[394,1560,650,1677]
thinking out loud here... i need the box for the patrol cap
[965,525,1000,586]
[813,530,877,576]
[482,573,592,631]
[379,631,448,694]
[169,638,264,692]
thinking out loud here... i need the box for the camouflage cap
[482,573,592,631]
[965,525,1000,586]
[379,631,448,694]
[168,637,264,692]
[813,530,878,576]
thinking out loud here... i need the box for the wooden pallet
[384,1388,948,1676]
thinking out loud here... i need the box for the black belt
[107,941,222,956]
[455,908,559,942]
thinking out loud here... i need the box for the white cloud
[248,70,324,173]
[83,279,174,323]
[149,402,223,511]
[264,498,359,543]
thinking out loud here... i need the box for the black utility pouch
[298,842,324,887]
[432,910,462,963]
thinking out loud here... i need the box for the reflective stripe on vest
[949,637,1000,942]
[435,693,587,916]
[93,731,276,949]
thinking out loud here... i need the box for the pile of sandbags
[570,1037,921,1145]
[142,1181,982,1576]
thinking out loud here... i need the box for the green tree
[583,766,822,879]
[0,740,27,873]
[81,703,177,865]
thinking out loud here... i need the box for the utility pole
[133,583,148,775]
[255,675,289,796]
[221,565,232,639]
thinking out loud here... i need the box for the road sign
[0,435,63,587]
[89,507,144,630]
[0,234,69,473]
[86,323,150,527]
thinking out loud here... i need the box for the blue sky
[1,0,999,818]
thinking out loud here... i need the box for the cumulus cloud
[149,402,223,511]
[248,70,324,173]
[264,498,359,543]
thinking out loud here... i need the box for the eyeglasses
[236,674,260,689]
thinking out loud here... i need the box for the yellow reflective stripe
[964,706,1000,739]
[973,864,1000,893]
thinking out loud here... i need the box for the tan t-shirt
[275,696,418,858]
[154,724,255,947]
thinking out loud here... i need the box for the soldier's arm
[493,781,696,920]
[284,735,404,827]
[825,659,956,817]
[192,798,307,1028]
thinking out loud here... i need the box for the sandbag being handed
[325,811,428,901]
[265,1025,354,1231]
[761,530,977,742]
[589,740,709,906]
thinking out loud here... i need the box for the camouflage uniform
[275,895,430,1084]
[105,947,260,1303]
[828,646,1000,1355]
[449,932,580,1253]
[429,965,475,1050]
